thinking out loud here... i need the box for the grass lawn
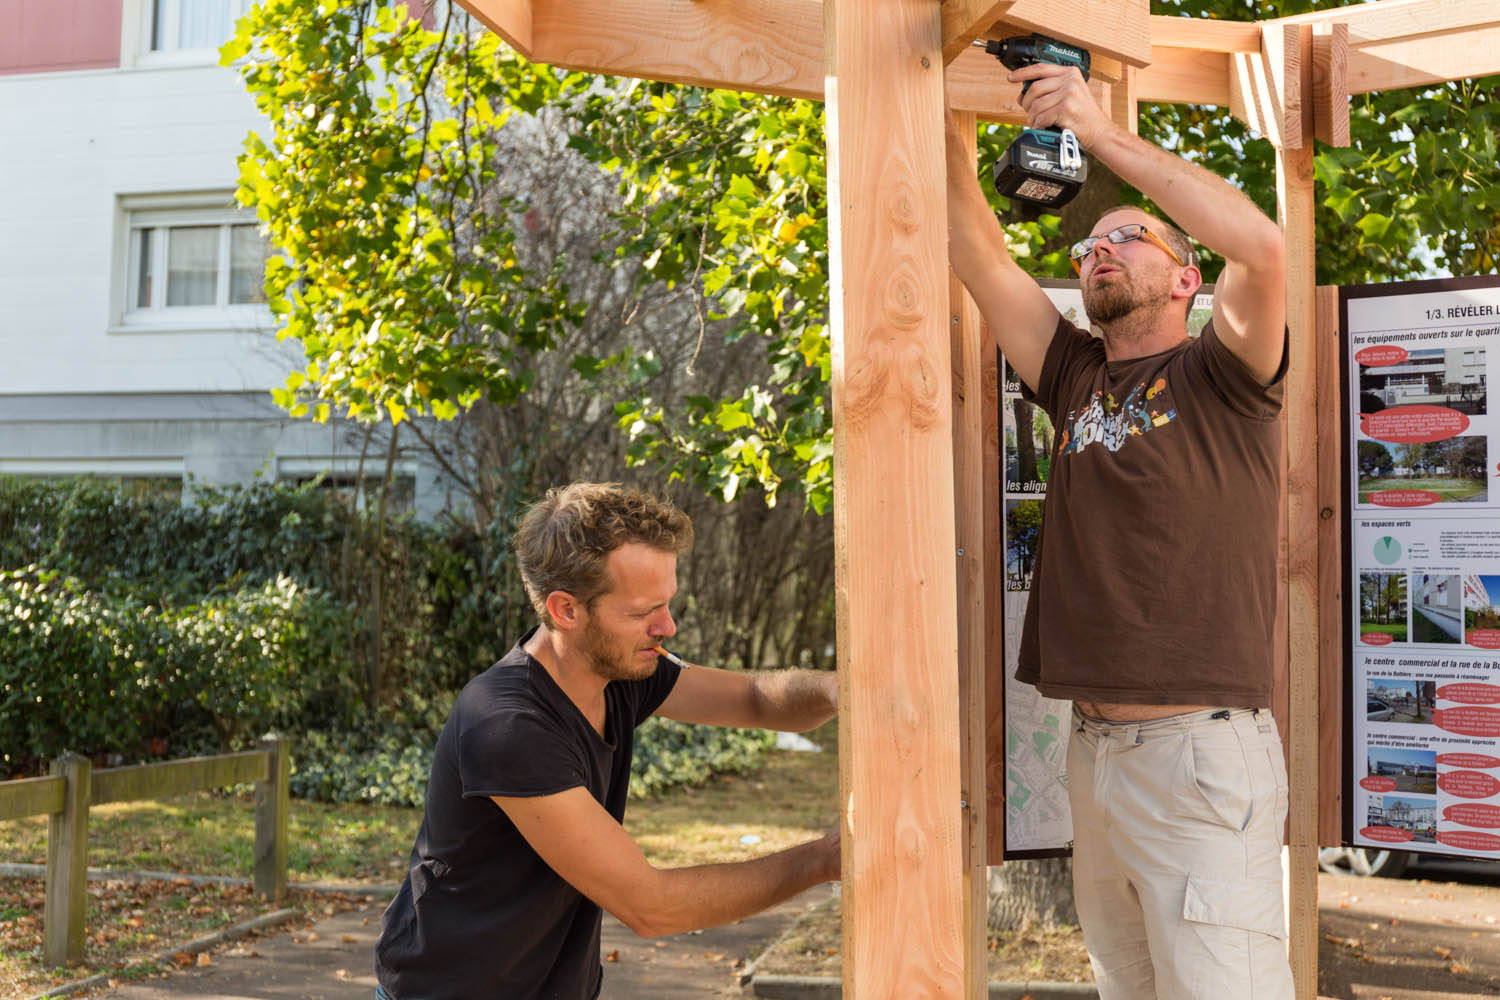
[0,724,838,999]
[1359,477,1487,503]
[1360,621,1408,642]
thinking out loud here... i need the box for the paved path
[90,886,833,1000]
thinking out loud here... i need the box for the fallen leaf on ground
[196,952,214,967]
[170,952,194,967]
[1435,946,1452,959]
[605,950,620,963]
[342,935,357,943]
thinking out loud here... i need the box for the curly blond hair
[514,482,694,626]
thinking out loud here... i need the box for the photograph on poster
[1358,346,1488,416]
[1367,795,1437,844]
[1412,572,1464,643]
[1356,436,1488,505]
[1359,571,1409,644]
[1366,678,1436,723]
[1365,747,1438,794]
[1004,398,1054,495]
[1004,498,1042,594]
[1466,574,1500,650]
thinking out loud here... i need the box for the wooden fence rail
[0,735,290,967]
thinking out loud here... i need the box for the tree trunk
[987,859,1077,931]
[1015,401,1037,484]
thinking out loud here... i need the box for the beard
[1081,265,1171,326]
[579,615,655,683]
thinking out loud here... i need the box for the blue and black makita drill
[979,33,1092,211]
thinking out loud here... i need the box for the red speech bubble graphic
[1360,632,1396,645]
[1360,776,1398,792]
[1437,682,1500,704]
[1366,489,1441,508]
[1438,770,1500,798]
[1360,405,1471,443]
[1356,345,1410,367]
[1444,803,1500,828]
[1361,826,1415,844]
[1468,630,1500,650]
[1437,830,1500,853]
[1436,753,1500,769]
[1435,706,1500,737]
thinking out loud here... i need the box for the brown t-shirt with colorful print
[1017,315,1286,706]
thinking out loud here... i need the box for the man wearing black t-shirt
[375,482,839,1000]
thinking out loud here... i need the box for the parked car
[1367,696,1395,722]
[1318,845,1409,878]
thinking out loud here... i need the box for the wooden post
[255,735,291,902]
[1315,285,1344,848]
[826,0,966,995]
[1275,23,1319,987]
[43,753,90,967]
[950,111,990,1000]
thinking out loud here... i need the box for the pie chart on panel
[1373,536,1402,565]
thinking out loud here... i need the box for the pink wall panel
[1,0,123,76]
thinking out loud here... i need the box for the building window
[118,194,273,331]
[148,0,252,54]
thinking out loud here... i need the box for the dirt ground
[754,858,1500,998]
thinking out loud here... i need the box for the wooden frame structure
[452,1,1500,996]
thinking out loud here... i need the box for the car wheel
[1317,846,1410,878]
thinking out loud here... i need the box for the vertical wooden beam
[827,1,966,995]
[44,753,90,967]
[1315,286,1344,848]
[1109,66,1138,135]
[1275,22,1318,994]
[255,735,291,902]
[950,111,990,1000]
[1311,22,1349,147]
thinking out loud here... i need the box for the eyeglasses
[1068,223,1185,274]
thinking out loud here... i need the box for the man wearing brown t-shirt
[946,62,1292,1000]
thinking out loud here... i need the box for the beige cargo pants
[1067,707,1295,999]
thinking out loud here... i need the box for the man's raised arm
[944,105,1063,394]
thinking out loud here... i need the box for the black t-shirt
[374,627,681,999]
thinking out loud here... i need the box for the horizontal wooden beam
[528,0,823,100]
[456,0,533,56]
[1136,45,1231,106]
[989,0,1152,68]
[0,775,66,822]
[91,752,269,806]
[1273,0,1496,43]
[1149,14,1261,53]
[1345,24,1500,94]
[466,0,1151,102]
[942,1,1011,66]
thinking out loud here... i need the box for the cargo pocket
[1182,873,1286,940]
[1182,872,1291,998]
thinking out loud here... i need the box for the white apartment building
[1,0,450,515]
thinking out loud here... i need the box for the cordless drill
[981,33,1092,212]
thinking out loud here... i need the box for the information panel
[1342,275,1500,859]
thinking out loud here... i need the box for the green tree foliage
[228,1,1496,512]
[1148,1,1499,284]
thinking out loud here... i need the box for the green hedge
[0,568,360,773]
[287,715,775,807]
[0,477,778,800]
